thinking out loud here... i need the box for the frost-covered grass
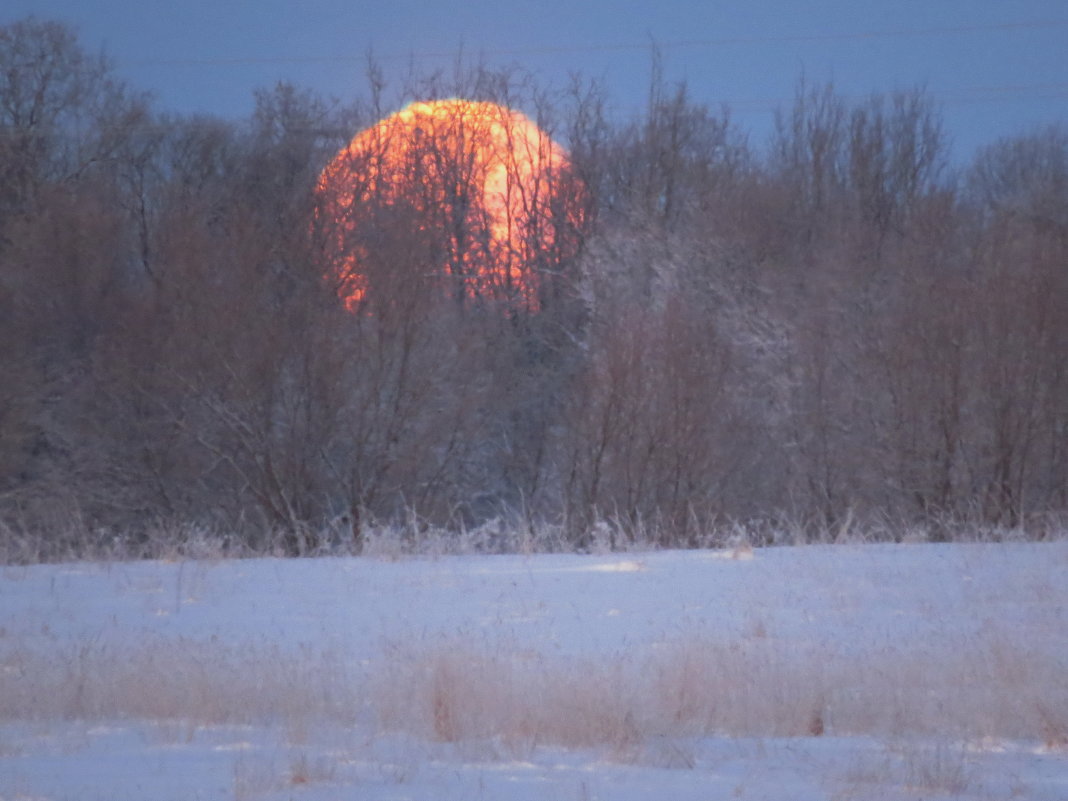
[3,513,1062,565]
[2,541,1067,799]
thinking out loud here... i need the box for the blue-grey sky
[5,1,1067,161]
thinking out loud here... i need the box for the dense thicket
[2,19,1066,556]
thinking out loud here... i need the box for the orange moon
[316,98,583,311]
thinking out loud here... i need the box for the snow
[2,542,1067,800]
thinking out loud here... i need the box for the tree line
[2,18,1066,557]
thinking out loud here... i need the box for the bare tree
[0,18,147,232]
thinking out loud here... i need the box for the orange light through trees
[316,98,585,311]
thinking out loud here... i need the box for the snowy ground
[2,541,1067,800]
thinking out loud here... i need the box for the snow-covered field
[2,541,1067,800]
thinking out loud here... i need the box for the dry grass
[2,617,1063,756]
[230,748,339,800]
[0,638,360,730]
[367,627,1066,750]
[835,738,974,800]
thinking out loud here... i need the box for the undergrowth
[1,510,1064,565]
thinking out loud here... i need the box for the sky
[4,0,1067,162]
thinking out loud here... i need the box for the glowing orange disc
[316,98,583,311]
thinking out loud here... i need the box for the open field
[2,541,1067,799]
